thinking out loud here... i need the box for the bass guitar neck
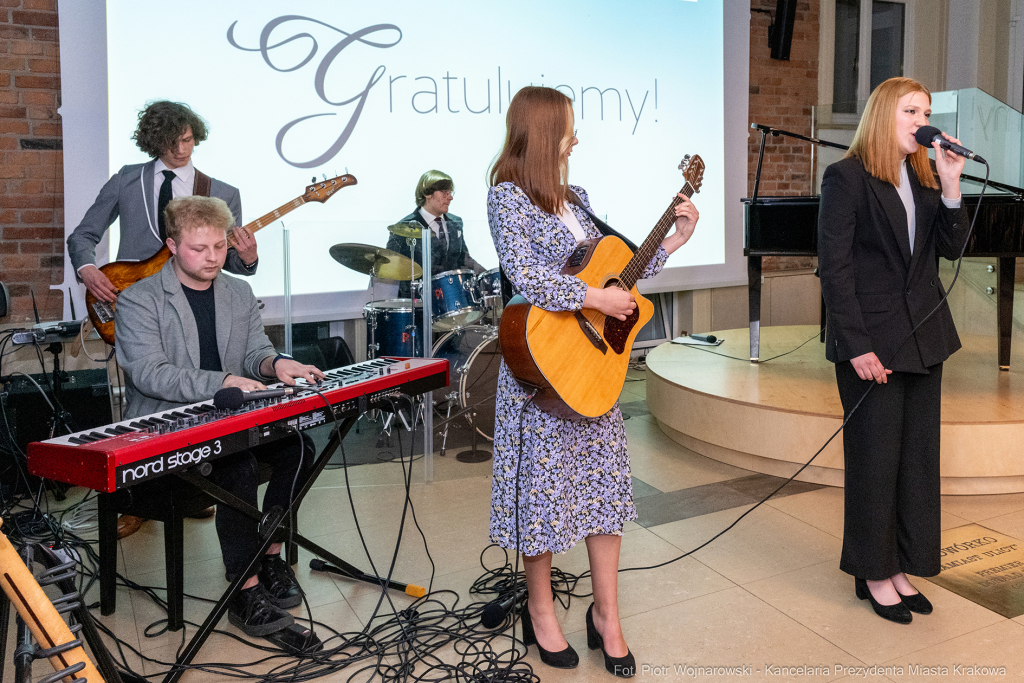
[85,174,357,345]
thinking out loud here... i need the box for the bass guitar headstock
[304,174,358,203]
[678,155,705,194]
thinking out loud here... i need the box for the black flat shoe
[897,588,933,615]
[586,603,635,678]
[855,578,912,624]
[520,600,579,669]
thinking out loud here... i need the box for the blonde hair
[846,77,939,189]
[415,170,454,207]
[489,86,574,215]
[164,196,235,243]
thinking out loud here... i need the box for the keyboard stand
[156,413,423,683]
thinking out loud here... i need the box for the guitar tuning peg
[311,176,316,183]
[345,167,349,175]
[322,174,328,181]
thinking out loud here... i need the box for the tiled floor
[6,369,1024,682]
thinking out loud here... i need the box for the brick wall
[0,0,62,325]
[748,0,819,271]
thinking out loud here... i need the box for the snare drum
[432,325,500,441]
[364,299,423,358]
[431,269,483,331]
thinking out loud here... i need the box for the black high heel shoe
[896,587,933,615]
[855,578,912,624]
[520,601,579,669]
[586,603,635,678]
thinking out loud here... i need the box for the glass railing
[811,88,1024,195]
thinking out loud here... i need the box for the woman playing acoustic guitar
[486,85,698,678]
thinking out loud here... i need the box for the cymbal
[329,243,422,280]
[387,221,426,239]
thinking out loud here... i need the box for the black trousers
[835,362,943,580]
[207,433,314,581]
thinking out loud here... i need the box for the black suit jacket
[818,156,970,373]
[386,209,482,297]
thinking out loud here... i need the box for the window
[823,0,912,114]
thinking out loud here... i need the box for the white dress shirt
[419,207,448,242]
[153,159,195,210]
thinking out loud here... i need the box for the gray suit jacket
[67,160,254,276]
[114,260,276,419]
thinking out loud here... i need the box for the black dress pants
[207,433,314,581]
[835,362,943,580]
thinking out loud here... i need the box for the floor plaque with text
[928,523,1024,618]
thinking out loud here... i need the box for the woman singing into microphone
[486,86,698,677]
[818,77,969,624]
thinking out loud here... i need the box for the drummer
[386,170,485,298]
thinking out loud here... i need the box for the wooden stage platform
[646,325,1024,495]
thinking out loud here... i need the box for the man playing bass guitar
[68,100,259,303]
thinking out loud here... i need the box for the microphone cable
[591,160,993,581]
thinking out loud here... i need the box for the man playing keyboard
[114,195,324,637]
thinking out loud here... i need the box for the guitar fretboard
[618,182,696,291]
[227,198,306,244]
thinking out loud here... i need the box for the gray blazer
[67,160,254,276]
[114,260,276,419]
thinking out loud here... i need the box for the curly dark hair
[131,101,209,158]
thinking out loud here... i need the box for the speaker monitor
[2,369,112,452]
[769,0,798,60]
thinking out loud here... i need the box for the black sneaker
[259,553,304,609]
[228,584,294,636]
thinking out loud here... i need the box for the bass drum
[432,325,501,441]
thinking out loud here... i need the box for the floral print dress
[487,182,668,555]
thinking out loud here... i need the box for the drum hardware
[437,400,456,457]
[430,389,498,458]
[431,326,500,442]
[456,407,492,463]
[473,267,504,325]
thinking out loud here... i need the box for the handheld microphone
[213,386,297,410]
[914,125,986,164]
[480,589,525,629]
[690,333,717,343]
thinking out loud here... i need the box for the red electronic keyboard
[27,357,448,493]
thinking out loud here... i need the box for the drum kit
[329,221,504,460]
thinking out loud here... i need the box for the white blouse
[557,202,587,242]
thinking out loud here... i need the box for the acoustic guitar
[86,174,357,345]
[499,155,705,419]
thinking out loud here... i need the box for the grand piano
[743,124,1024,369]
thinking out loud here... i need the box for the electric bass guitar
[86,174,357,345]
[499,155,705,419]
